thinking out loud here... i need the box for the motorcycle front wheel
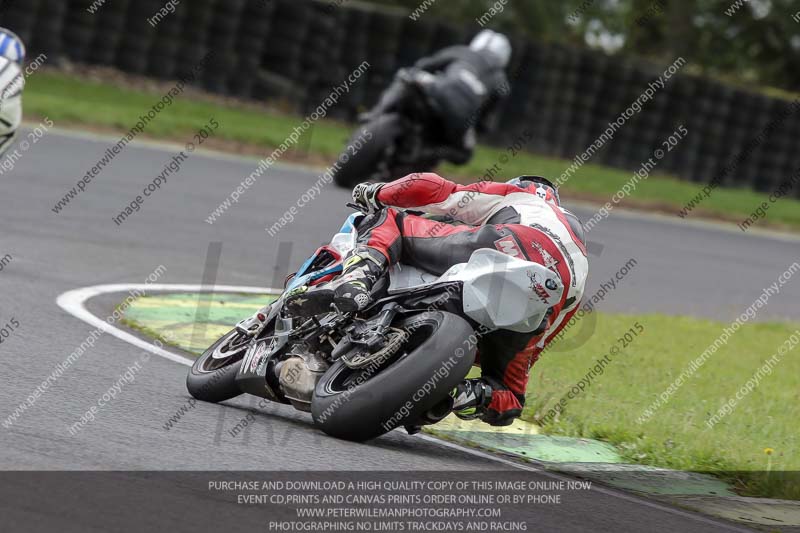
[311,311,476,442]
[332,113,404,188]
[186,329,248,403]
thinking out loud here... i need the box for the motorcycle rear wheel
[311,311,476,442]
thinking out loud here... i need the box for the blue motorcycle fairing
[338,212,363,234]
[284,212,363,293]
[285,263,343,292]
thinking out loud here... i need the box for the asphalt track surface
[2,127,797,532]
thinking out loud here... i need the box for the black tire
[386,162,439,183]
[332,114,404,188]
[311,311,476,442]
[186,329,248,403]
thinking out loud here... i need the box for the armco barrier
[8,0,799,197]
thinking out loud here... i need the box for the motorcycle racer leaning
[286,173,588,427]
[0,28,25,156]
[363,29,512,165]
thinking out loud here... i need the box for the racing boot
[405,378,492,435]
[449,378,493,420]
[405,378,493,435]
[285,248,386,317]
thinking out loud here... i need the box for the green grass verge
[26,70,800,232]
[525,311,800,499]
[26,71,350,157]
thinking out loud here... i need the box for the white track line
[56,283,752,532]
[56,283,281,366]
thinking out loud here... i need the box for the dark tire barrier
[232,0,276,98]
[87,0,130,66]
[175,0,215,81]
[30,0,65,60]
[2,0,40,46]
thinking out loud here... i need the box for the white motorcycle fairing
[389,249,563,333]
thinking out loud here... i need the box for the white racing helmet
[469,30,511,68]
[0,28,26,65]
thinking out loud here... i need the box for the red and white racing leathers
[354,172,589,425]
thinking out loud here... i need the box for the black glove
[352,182,385,214]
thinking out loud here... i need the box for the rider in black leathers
[363,29,512,165]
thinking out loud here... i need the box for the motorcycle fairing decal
[528,222,577,288]
[530,240,560,274]
[249,341,269,373]
[525,270,556,305]
[493,235,523,259]
[260,335,282,370]
[240,342,259,376]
